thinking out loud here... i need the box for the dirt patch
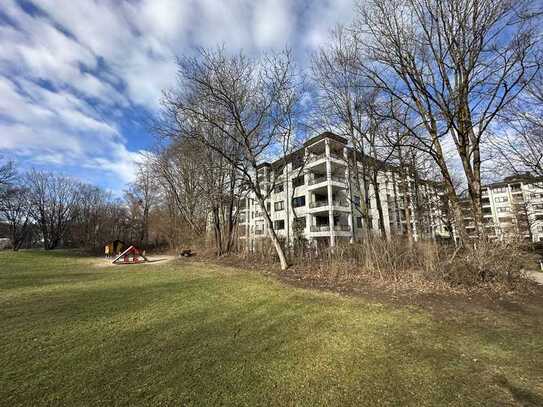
[92,255,177,268]
[189,253,543,321]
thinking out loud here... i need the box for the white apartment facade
[238,132,450,248]
[461,174,543,242]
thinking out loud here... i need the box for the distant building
[459,173,543,242]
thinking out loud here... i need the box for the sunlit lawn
[1,250,542,406]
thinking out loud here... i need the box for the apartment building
[238,132,450,248]
[461,174,543,242]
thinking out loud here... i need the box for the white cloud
[0,0,358,188]
[253,0,295,48]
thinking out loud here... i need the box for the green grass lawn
[1,250,542,406]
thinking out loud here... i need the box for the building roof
[483,173,543,189]
[303,132,348,147]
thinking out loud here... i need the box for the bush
[248,236,535,294]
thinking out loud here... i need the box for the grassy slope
[1,251,542,406]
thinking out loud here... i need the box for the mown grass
[1,250,542,406]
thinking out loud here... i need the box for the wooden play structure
[112,245,149,265]
[104,240,125,258]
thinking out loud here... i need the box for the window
[293,176,304,188]
[292,196,305,208]
[493,187,507,193]
[274,219,285,230]
[274,201,285,211]
[266,202,271,212]
[294,217,306,229]
[534,204,543,210]
[496,207,510,213]
[536,215,543,220]
[275,184,284,193]
[356,217,362,228]
[495,196,508,203]
[354,196,360,207]
[537,226,543,233]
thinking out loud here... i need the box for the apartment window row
[495,196,508,203]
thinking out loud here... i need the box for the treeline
[0,160,178,252]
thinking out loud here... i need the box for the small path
[93,255,176,268]
[527,270,543,285]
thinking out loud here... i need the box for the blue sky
[0,0,355,192]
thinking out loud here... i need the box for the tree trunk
[371,169,387,239]
[256,194,288,270]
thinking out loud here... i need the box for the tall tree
[0,162,31,251]
[26,170,81,250]
[125,160,159,246]
[163,48,302,270]
[491,52,543,177]
[352,0,541,242]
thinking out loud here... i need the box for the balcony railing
[310,225,351,232]
[308,152,345,162]
[308,176,327,185]
[308,175,346,186]
[309,153,326,162]
[309,200,349,208]
[309,201,328,208]
[310,225,330,232]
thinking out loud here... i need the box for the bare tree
[153,139,208,237]
[311,28,372,237]
[491,53,543,177]
[125,159,159,247]
[0,162,31,251]
[163,47,301,270]
[154,134,243,255]
[25,170,82,250]
[0,158,15,191]
[352,0,541,242]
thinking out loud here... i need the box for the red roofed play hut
[112,245,148,265]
